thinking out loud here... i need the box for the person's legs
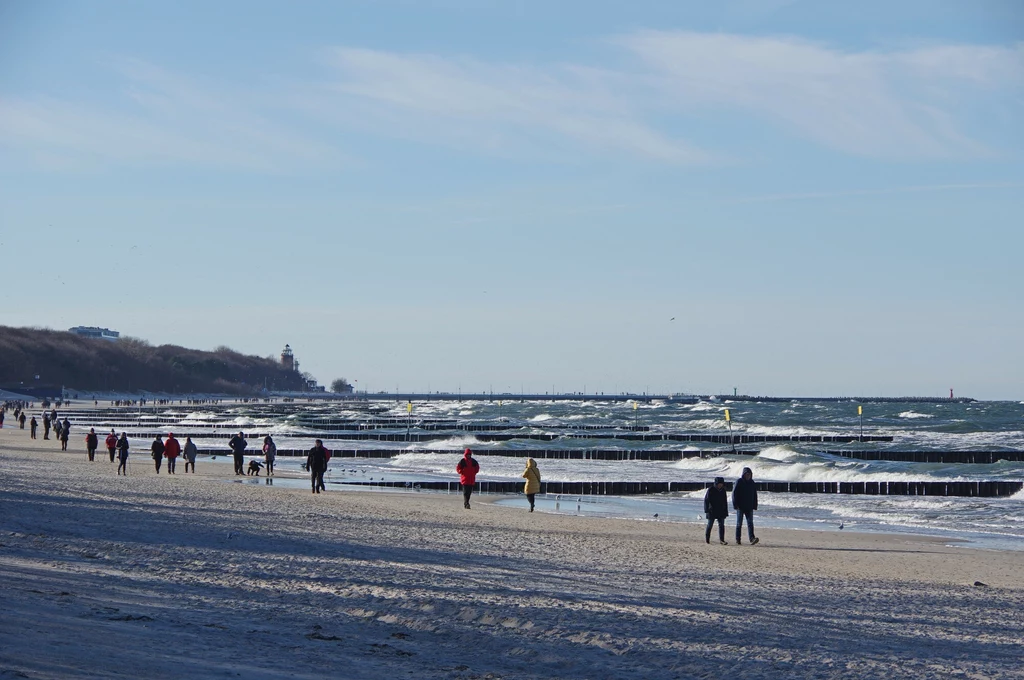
[705,517,714,543]
[463,485,473,509]
[744,511,757,543]
[168,458,175,474]
[736,512,744,544]
[108,447,115,462]
[311,468,317,493]
[527,493,535,511]
[717,518,727,543]
[316,469,325,492]
[154,457,161,473]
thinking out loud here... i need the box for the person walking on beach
[522,458,541,512]
[183,436,198,473]
[116,433,130,475]
[85,428,98,461]
[164,432,180,475]
[733,467,759,545]
[228,431,247,476]
[60,418,71,451]
[457,448,480,509]
[105,429,118,462]
[19,412,26,429]
[306,439,330,494]
[151,435,165,473]
[43,412,50,438]
[30,416,37,439]
[704,477,729,545]
[263,435,277,477]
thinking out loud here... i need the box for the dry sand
[1,426,1022,679]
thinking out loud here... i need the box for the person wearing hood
[263,435,277,477]
[306,439,330,494]
[704,477,729,544]
[30,416,37,439]
[732,467,760,545]
[183,436,198,473]
[85,427,98,460]
[105,429,118,462]
[522,458,541,512]
[456,448,480,509]
[116,433,130,476]
[164,432,181,474]
[151,435,165,473]
[60,418,71,450]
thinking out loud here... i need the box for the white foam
[899,411,934,419]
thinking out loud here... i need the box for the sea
[148,398,1024,550]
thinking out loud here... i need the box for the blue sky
[2,0,1022,398]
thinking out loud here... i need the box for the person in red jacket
[105,430,118,462]
[163,432,181,475]
[456,448,480,509]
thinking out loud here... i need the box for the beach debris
[838,522,844,530]
[973,581,989,588]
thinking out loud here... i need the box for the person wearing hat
[704,477,730,544]
[164,432,181,474]
[733,467,760,545]
[456,448,480,509]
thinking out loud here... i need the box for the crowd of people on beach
[2,403,761,543]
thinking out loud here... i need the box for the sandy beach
[1,426,1022,679]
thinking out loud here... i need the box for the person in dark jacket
[732,467,759,545]
[30,416,38,439]
[116,433,130,475]
[151,435,165,473]
[60,418,71,450]
[42,412,50,439]
[228,432,247,476]
[456,448,480,509]
[704,477,729,544]
[85,428,98,461]
[306,439,330,494]
[19,412,26,430]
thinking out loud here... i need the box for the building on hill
[281,344,294,370]
[69,326,120,341]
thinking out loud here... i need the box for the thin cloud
[731,181,1024,204]
[617,31,1023,159]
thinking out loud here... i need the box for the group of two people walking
[456,448,541,512]
[704,467,760,545]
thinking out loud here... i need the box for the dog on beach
[247,460,264,476]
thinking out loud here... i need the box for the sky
[1,0,1022,399]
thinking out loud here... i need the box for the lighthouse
[281,344,294,371]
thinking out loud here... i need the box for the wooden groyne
[196,447,760,460]
[823,450,1024,464]
[336,479,1022,498]
[123,432,893,443]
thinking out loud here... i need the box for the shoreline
[3,426,1024,678]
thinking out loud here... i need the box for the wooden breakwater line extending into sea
[195,446,1024,464]
[334,479,1023,498]
[113,431,895,443]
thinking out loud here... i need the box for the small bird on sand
[653,513,659,518]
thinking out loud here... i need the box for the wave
[899,411,934,419]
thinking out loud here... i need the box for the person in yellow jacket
[522,458,541,512]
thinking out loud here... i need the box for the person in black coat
[151,435,165,473]
[732,467,759,545]
[704,477,729,544]
[116,433,130,476]
[228,432,247,476]
[305,439,330,494]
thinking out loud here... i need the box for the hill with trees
[0,326,312,395]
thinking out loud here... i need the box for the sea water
[166,398,1024,550]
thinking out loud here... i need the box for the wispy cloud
[1,31,1020,170]
[0,60,335,171]
[730,181,1024,204]
[617,31,1024,159]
